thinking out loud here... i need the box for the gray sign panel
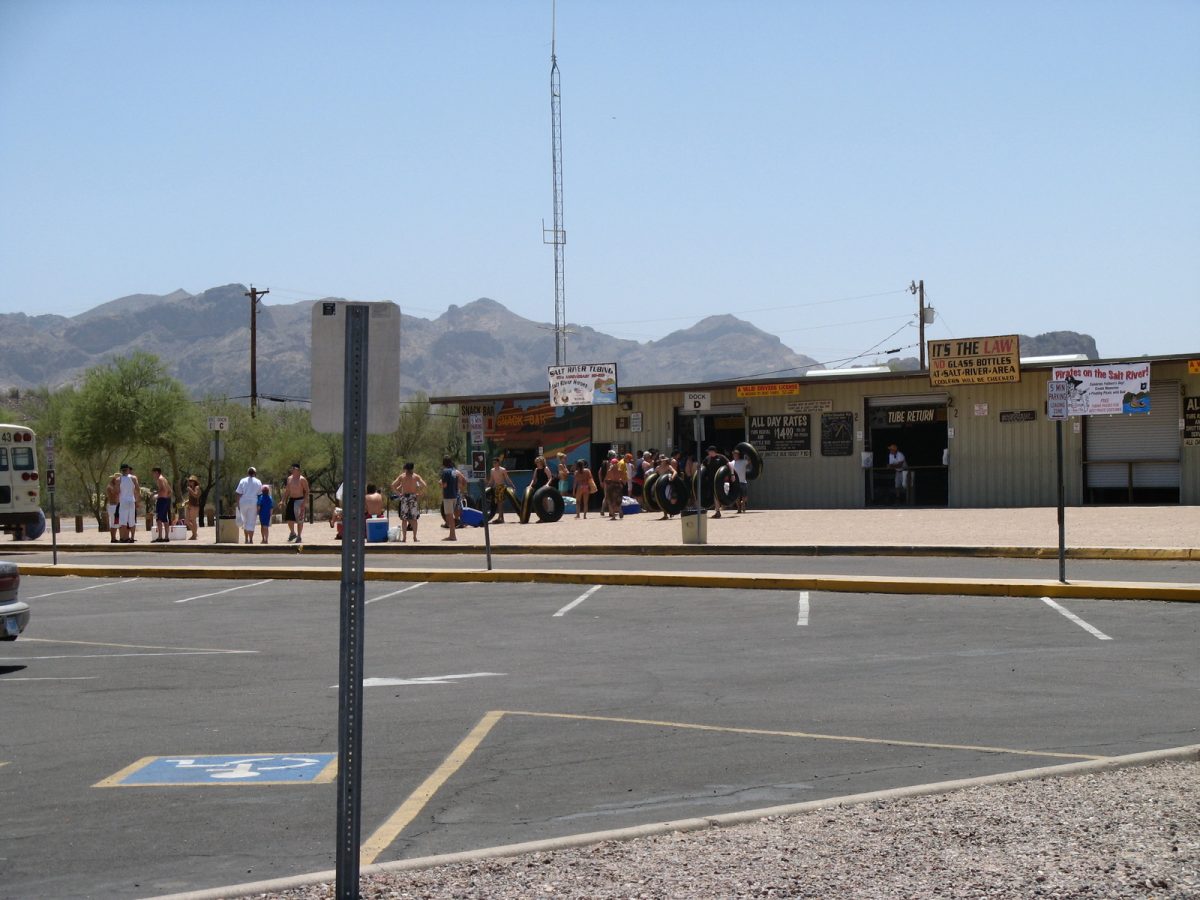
[310,301,401,434]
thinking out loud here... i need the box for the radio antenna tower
[543,0,568,365]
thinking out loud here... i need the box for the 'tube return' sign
[928,335,1021,386]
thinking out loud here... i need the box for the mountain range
[0,284,1099,399]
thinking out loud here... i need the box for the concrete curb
[15,541,1200,560]
[18,562,1200,601]
[146,743,1200,900]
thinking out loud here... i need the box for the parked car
[0,562,28,640]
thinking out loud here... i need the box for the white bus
[0,424,42,537]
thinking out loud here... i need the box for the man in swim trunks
[151,466,173,542]
[283,463,310,543]
[390,462,426,542]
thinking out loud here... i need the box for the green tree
[61,353,191,522]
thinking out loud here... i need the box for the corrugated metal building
[434,354,1199,508]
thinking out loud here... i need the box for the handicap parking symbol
[97,753,338,787]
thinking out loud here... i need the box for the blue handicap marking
[103,753,338,787]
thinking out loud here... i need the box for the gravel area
[257,760,1198,900]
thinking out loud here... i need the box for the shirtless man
[151,467,172,542]
[283,463,310,543]
[365,484,386,518]
[105,473,121,543]
[390,462,426,542]
[487,456,514,523]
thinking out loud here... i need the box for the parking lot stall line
[502,711,1108,761]
[366,582,429,605]
[797,591,810,626]
[1041,597,1114,640]
[554,584,603,617]
[175,579,274,604]
[26,578,140,599]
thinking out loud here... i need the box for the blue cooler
[460,506,484,527]
[366,518,389,542]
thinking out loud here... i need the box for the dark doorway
[867,403,949,506]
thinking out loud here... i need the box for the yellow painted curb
[17,563,1200,602]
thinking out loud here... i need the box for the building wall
[587,360,1198,509]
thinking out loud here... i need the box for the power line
[583,288,908,330]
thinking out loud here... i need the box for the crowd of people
[102,446,751,544]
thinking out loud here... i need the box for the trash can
[217,516,239,543]
[681,508,707,545]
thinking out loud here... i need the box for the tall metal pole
[336,305,368,899]
[545,4,568,366]
[1056,419,1066,583]
[245,285,269,416]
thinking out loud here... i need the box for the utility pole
[910,279,927,370]
[245,285,269,415]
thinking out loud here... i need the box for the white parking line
[175,580,274,604]
[0,651,256,660]
[1041,597,1113,640]
[26,578,140,599]
[1,676,98,682]
[366,582,428,605]
[797,591,810,626]
[554,584,603,617]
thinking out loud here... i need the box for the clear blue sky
[1,0,1196,365]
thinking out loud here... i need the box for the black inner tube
[736,441,763,482]
[641,472,661,512]
[531,485,565,522]
[655,472,690,515]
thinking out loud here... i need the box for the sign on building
[749,414,812,457]
[1050,362,1151,416]
[683,391,710,412]
[928,335,1021,386]
[820,412,854,456]
[1184,396,1200,446]
[736,382,800,398]
[548,363,617,407]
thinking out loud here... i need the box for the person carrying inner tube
[704,446,725,518]
[655,454,677,520]
[730,446,748,513]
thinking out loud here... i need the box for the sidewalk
[27,505,1200,553]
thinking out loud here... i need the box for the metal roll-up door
[1086,381,1180,488]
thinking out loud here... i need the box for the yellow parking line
[504,710,1107,761]
[360,710,506,866]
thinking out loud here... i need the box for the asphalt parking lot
[2,573,1197,898]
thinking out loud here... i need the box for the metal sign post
[208,418,228,542]
[470,413,492,571]
[308,301,400,900]
[45,437,57,566]
[1047,382,1070,583]
[685,392,710,512]
[335,306,369,900]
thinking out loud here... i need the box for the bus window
[0,448,7,471]
[12,447,33,471]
